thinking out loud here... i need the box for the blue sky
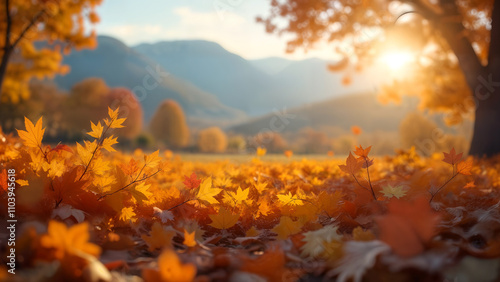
[94,0,334,60]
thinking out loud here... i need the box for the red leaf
[376,197,440,257]
[49,144,73,155]
[183,172,201,189]
[442,147,463,166]
[354,145,371,159]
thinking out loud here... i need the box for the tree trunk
[468,0,500,157]
[468,72,500,157]
[0,47,11,101]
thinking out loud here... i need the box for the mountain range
[54,35,374,126]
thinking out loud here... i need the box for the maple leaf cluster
[1,112,500,281]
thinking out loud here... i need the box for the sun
[379,51,415,71]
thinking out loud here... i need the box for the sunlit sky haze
[95,0,337,60]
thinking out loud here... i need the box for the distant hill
[230,93,419,135]
[134,40,272,114]
[54,36,246,124]
[133,40,372,115]
[250,57,293,75]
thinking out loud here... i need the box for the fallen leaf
[209,207,239,229]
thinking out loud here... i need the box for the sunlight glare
[379,51,415,71]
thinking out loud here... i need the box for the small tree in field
[149,99,190,149]
[0,0,102,103]
[64,78,143,139]
[198,127,228,153]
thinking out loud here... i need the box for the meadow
[1,109,500,281]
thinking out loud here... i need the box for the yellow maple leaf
[254,182,268,194]
[119,207,137,223]
[271,216,303,239]
[208,207,239,229]
[277,192,304,206]
[214,177,232,188]
[141,222,174,251]
[380,184,407,199]
[76,140,97,166]
[40,221,101,260]
[130,182,153,204]
[256,147,267,156]
[16,116,45,148]
[196,177,222,204]
[223,187,250,206]
[142,249,196,282]
[105,107,126,129]
[183,230,197,247]
[144,150,161,168]
[47,159,66,178]
[87,121,103,139]
[102,135,118,152]
[91,157,110,176]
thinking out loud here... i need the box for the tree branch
[407,0,485,91]
[11,9,46,49]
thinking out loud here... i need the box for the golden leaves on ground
[6,112,490,281]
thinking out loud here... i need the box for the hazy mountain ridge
[132,40,372,115]
[54,36,247,124]
[229,93,419,135]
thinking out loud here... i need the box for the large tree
[0,0,102,103]
[259,0,500,157]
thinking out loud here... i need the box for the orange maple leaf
[183,230,197,247]
[142,249,196,282]
[339,152,363,175]
[442,147,463,166]
[464,181,476,189]
[120,158,140,176]
[375,197,440,257]
[241,245,290,281]
[40,221,101,260]
[457,159,473,175]
[141,222,174,251]
[354,145,371,158]
[48,144,72,155]
[183,172,201,189]
[16,116,45,148]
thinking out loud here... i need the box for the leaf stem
[429,172,458,203]
[78,117,115,181]
[97,168,161,200]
